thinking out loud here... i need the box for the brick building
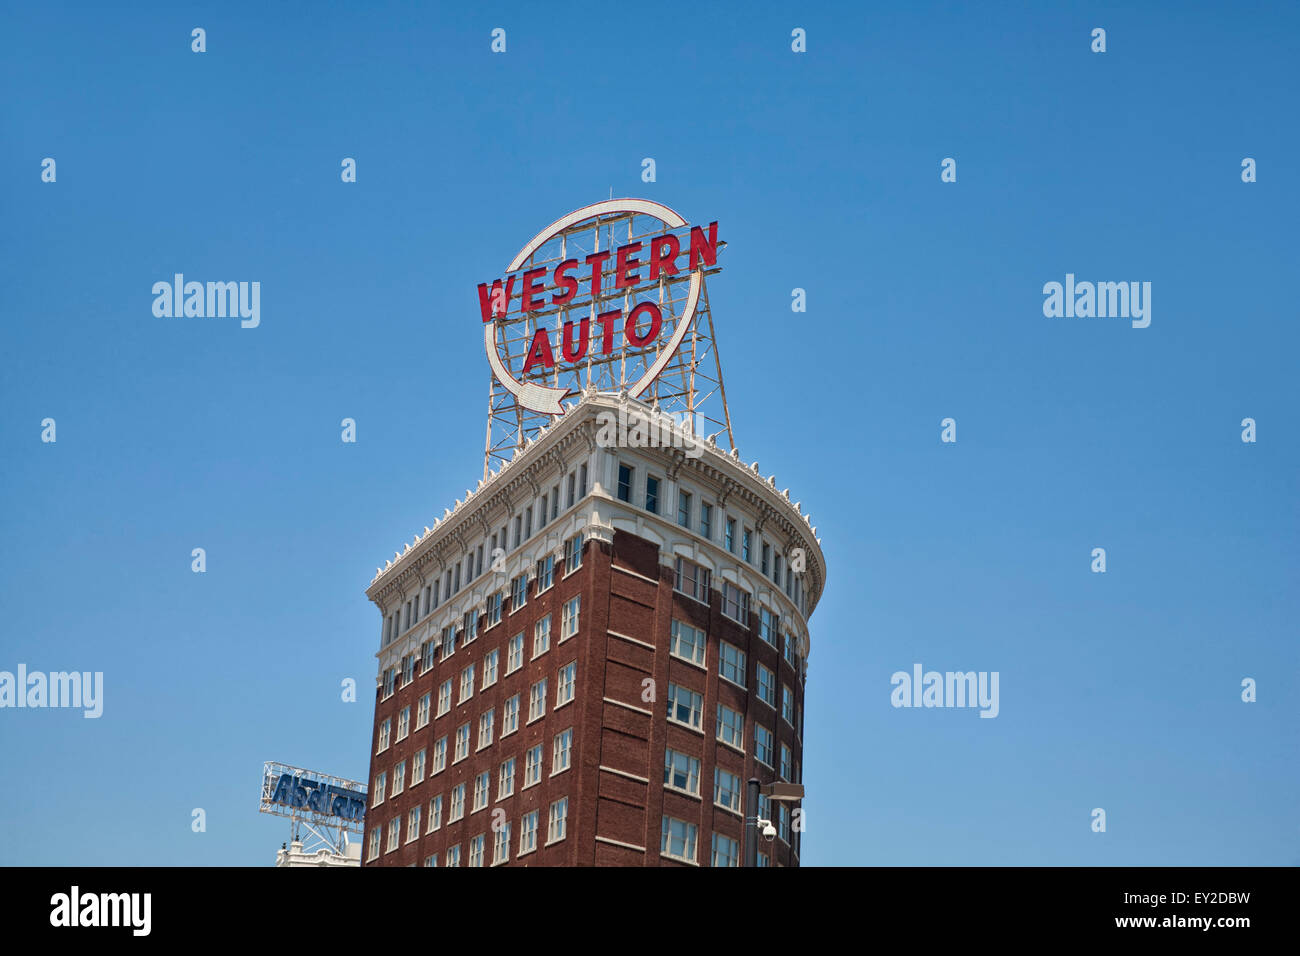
[361,392,825,867]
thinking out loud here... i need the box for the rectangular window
[677,490,691,527]
[454,723,470,762]
[462,610,478,645]
[712,833,740,868]
[561,595,580,640]
[645,475,660,514]
[565,533,583,573]
[376,718,391,753]
[551,485,559,521]
[437,678,452,717]
[396,706,410,741]
[498,757,516,799]
[449,783,466,822]
[528,679,548,723]
[742,527,752,563]
[469,834,485,867]
[784,631,799,667]
[427,795,443,832]
[761,542,770,576]
[486,592,503,627]
[511,573,527,612]
[406,806,421,844]
[782,684,794,724]
[524,506,532,541]
[566,472,576,508]
[420,638,436,673]
[382,667,395,700]
[714,767,742,813]
[722,582,750,625]
[617,464,633,502]
[661,816,697,863]
[759,608,777,647]
[717,704,745,750]
[459,663,475,703]
[719,642,746,687]
[536,554,554,592]
[432,736,447,774]
[416,692,431,729]
[758,664,776,707]
[700,502,713,539]
[502,694,520,736]
[440,624,456,659]
[663,748,702,796]
[524,744,543,788]
[482,649,500,689]
[669,619,706,667]
[424,853,438,867]
[507,632,524,673]
[579,463,588,498]
[755,724,774,766]
[493,822,511,865]
[667,683,704,730]
[473,771,490,812]
[386,818,400,853]
[773,553,783,586]
[477,708,495,750]
[367,828,380,862]
[400,654,413,688]
[533,614,551,657]
[725,518,735,553]
[552,728,573,774]
[519,810,539,855]
[412,748,426,784]
[673,557,711,603]
[512,515,522,549]
[780,743,792,780]
[445,845,461,867]
[556,661,576,706]
[547,797,569,844]
[390,761,404,796]
[372,772,386,807]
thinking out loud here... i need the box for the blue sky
[1,0,1296,865]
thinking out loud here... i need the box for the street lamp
[744,779,804,867]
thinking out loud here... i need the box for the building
[361,393,825,866]
[275,840,362,867]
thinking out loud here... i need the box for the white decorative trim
[598,765,651,784]
[611,564,660,587]
[608,630,655,651]
[595,836,647,853]
[602,696,652,716]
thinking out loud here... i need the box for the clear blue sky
[2,1,1296,866]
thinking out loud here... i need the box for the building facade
[361,392,825,867]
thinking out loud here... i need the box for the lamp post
[744,780,805,867]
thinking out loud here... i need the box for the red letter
[688,221,719,270]
[522,328,555,374]
[552,259,579,305]
[615,242,643,289]
[648,234,680,280]
[477,276,516,321]
[596,309,620,354]
[624,301,662,347]
[561,317,590,362]
[520,267,548,313]
[584,251,611,299]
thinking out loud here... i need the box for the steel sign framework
[258,761,367,856]
[481,199,735,478]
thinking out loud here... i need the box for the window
[392,763,407,799]
[533,614,551,657]
[617,464,633,502]
[645,475,660,514]
[478,708,495,749]
[759,608,778,647]
[663,749,701,796]
[528,679,548,722]
[758,664,776,706]
[486,591,503,627]
[400,655,413,688]
[556,661,576,706]
[493,822,511,865]
[722,582,750,625]
[712,833,740,867]
[412,748,426,784]
[579,463,588,498]
[482,649,499,689]
[367,827,380,862]
[755,724,774,766]
[512,515,521,549]
[502,694,520,736]
[420,639,436,673]
[674,557,711,603]
[372,772,387,807]
[779,804,790,842]
[427,795,443,832]
[536,554,554,592]
[719,642,746,687]
[667,683,704,730]
[524,744,543,788]
[742,527,752,563]
[715,767,742,813]
[547,797,568,844]
[761,542,771,576]
[424,853,438,867]
[440,624,455,659]
[507,633,524,673]
[386,818,400,853]
[432,736,447,774]
[406,806,421,844]
[773,553,783,586]
[376,718,391,753]
[565,533,583,572]
[552,728,573,774]
[437,678,452,716]
[780,743,792,780]
[784,632,799,667]
[498,757,516,799]
[445,844,461,867]
[519,810,539,855]
[566,472,576,508]
[396,706,410,741]
[454,722,471,762]
[416,692,431,729]
[473,771,490,812]
[462,610,478,645]
[524,506,532,541]
[469,834,486,867]
[510,573,527,612]
[669,619,706,667]
[561,595,580,640]
[782,685,794,724]
[700,502,713,539]
[757,851,769,867]
[725,517,735,553]
[717,704,744,749]
[551,485,559,521]
[449,783,466,822]
[661,816,697,863]
[677,490,691,527]
[459,664,475,703]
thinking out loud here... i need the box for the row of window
[616,460,810,616]
[368,796,570,865]
[381,468,590,649]
[665,680,802,781]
